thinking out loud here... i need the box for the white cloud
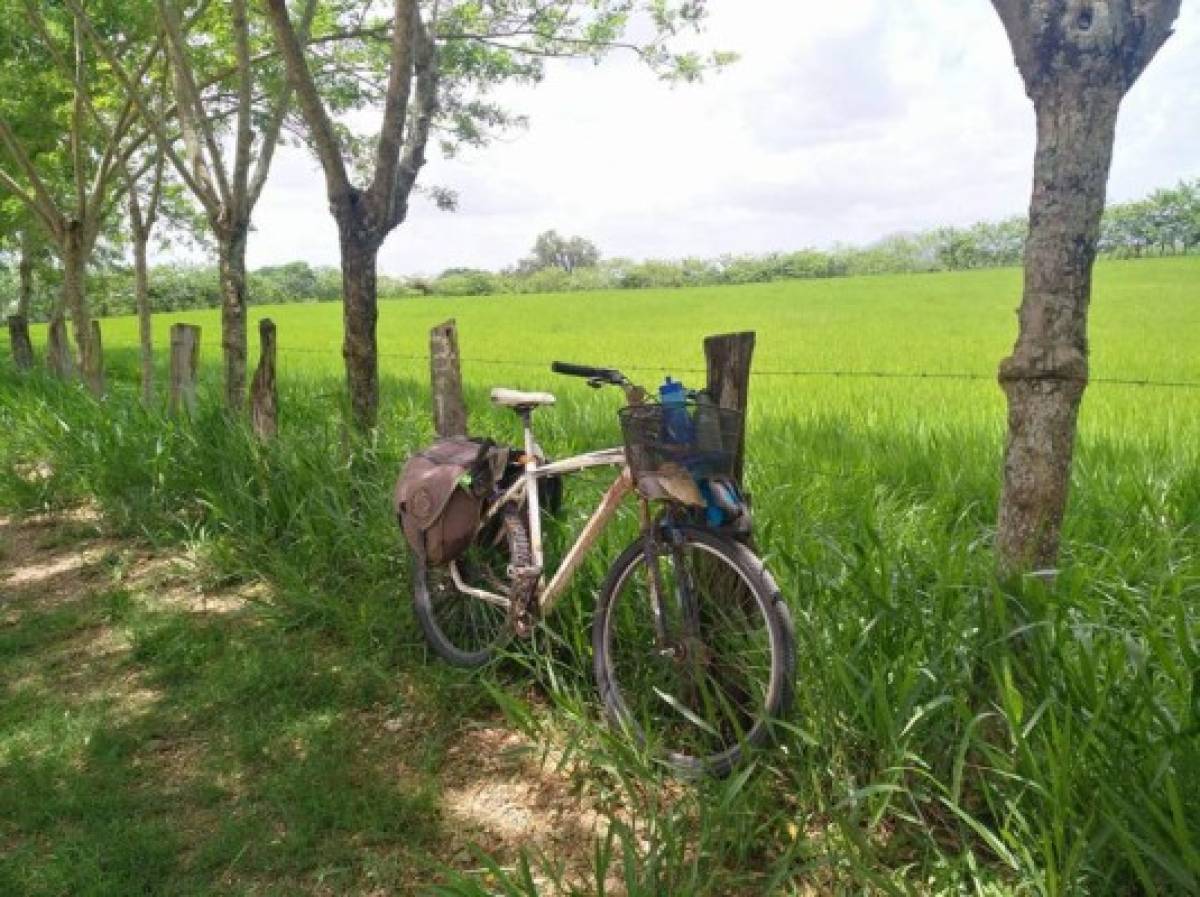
[238,0,1200,276]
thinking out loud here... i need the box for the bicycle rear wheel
[592,525,795,777]
[411,507,528,668]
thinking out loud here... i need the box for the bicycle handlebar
[551,361,625,384]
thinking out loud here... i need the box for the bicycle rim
[596,530,786,775]
[413,512,525,667]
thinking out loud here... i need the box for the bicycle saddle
[490,387,556,410]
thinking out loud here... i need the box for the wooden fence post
[250,318,278,441]
[704,331,756,488]
[7,315,34,371]
[430,319,467,437]
[47,316,75,380]
[169,323,201,417]
[84,320,105,396]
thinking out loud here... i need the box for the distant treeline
[3,180,1196,318]
[422,179,1197,297]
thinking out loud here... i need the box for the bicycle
[410,361,796,777]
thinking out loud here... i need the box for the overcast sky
[244,0,1200,277]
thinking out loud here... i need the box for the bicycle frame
[453,410,640,619]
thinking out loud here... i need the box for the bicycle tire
[592,525,795,777]
[412,505,529,668]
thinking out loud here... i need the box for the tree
[0,0,160,392]
[990,0,1182,575]
[69,0,320,412]
[126,153,167,403]
[521,230,601,274]
[0,202,49,319]
[265,0,727,430]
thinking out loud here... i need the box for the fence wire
[270,346,1200,391]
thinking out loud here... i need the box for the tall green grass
[2,257,1198,894]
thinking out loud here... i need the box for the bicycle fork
[640,504,701,654]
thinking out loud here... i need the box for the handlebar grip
[551,361,620,381]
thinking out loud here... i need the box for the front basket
[617,402,742,482]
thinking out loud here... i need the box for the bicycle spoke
[600,534,780,769]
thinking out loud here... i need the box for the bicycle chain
[507,564,542,637]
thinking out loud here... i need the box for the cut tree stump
[430,319,467,437]
[85,320,105,397]
[47,317,75,380]
[169,324,201,417]
[7,315,34,371]
[704,331,756,487]
[250,319,278,441]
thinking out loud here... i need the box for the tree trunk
[218,228,250,413]
[134,229,154,404]
[7,316,34,371]
[16,230,33,320]
[61,222,101,395]
[996,80,1123,575]
[338,222,380,430]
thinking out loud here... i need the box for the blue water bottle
[659,377,694,445]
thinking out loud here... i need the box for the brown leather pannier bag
[394,437,507,566]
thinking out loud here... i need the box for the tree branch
[1127,0,1182,86]
[263,0,353,206]
[248,0,319,211]
[389,11,438,230]
[71,14,89,222]
[991,0,1038,84]
[368,0,417,219]
[146,152,166,231]
[0,117,66,240]
[231,0,254,222]
[0,165,62,239]
[158,0,233,210]
[63,0,213,208]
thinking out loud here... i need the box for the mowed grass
[3,255,1199,895]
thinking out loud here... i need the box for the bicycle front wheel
[592,526,795,777]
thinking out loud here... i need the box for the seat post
[520,409,544,568]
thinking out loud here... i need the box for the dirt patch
[0,510,118,609]
[0,510,636,894]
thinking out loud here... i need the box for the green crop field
[39,256,1200,438]
[3,255,1199,895]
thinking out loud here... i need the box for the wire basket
[618,402,742,481]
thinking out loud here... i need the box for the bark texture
[339,221,382,429]
[218,230,250,413]
[430,319,467,437]
[990,0,1180,575]
[60,223,102,395]
[16,229,33,319]
[133,230,154,403]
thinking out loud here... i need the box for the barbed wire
[269,346,1200,390]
